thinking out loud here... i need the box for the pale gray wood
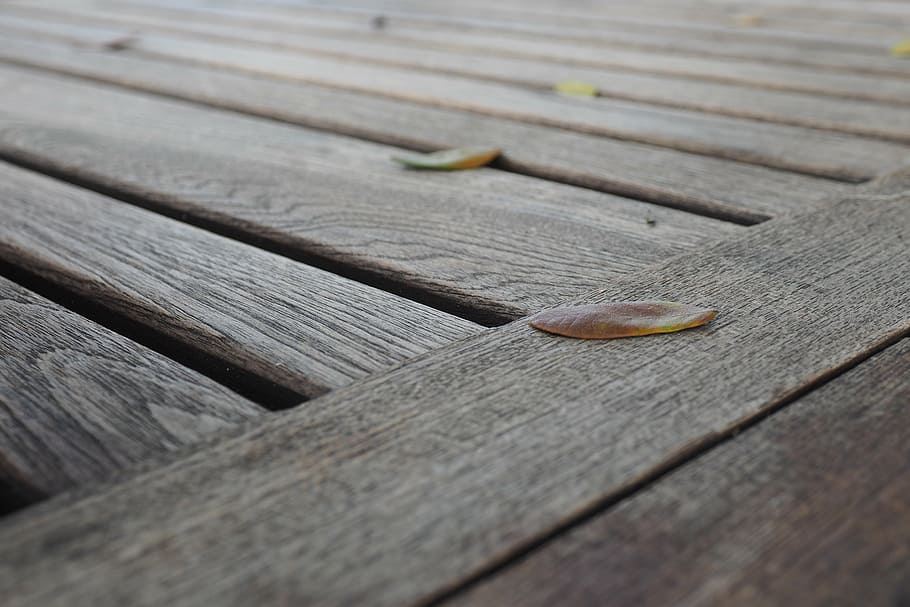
[456,340,910,607]
[7,8,909,140]
[0,40,862,224]
[0,275,262,500]
[168,0,910,76]
[0,189,907,607]
[346,0,910,43]
[0,66,742,322]
[0,23,905,182]
[12,2,910,105]
[0,162,479,397]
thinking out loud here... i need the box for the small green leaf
[554,81,599,97]
[392,147,500,170]
[528,301,716,339]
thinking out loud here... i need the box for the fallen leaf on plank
[733,14,764,26]
[392,147,500,170]
[891,40,910,57]
[528,301,716,339]
[555,81,599,97]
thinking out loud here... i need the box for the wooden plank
[112,0,907,51]
[0,30,903,184]
[0,40,862,224]
[0,65,744,321]
[347,0,910,43]
[0,162,479,397]
[455,339,910,607]
[7,8,910,138]
[0,189,906,607]
[0,275,262,501]
[161,0,910,76]
[39,0,910,106]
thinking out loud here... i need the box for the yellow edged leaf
[891,39,910,57]
[392,147,500,170]
[733,13,764,26]
[554,80,599,97]
[528,301,716,339]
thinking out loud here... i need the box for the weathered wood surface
[0,162,479,398]
[0,19,905,182]
[0,66,741,323]
[94,0,909,51]
[0,40,861,224]
[0,275,261,502]
[144,0,910,76]
[16,1,910,106]
[16,4,910,139]
[456,339,910,607]
[0,190,907,607]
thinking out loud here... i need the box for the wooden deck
[0,0,908,604]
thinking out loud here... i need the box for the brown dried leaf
[392,147,500,170]
[528,301,716,339]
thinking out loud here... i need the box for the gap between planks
[0,180,907,607]
[451,338,910,606]
[0,18,906,186]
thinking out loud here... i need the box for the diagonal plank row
[0,185,907,606]
[33,0,910,105]
[13,1,910,140]
[0,161,479,398]
[161,0,910,76]
[0,37,863,225]
[0,275,261,503]
[1,15,907,184]
[0,65,741,323]
[457,339,910,607]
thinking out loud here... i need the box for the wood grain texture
[19,4,910,140]
[0,21,905,182]
[11,2,910,107]
[0,162,479,397]
[146,0,910,76]
[10,0,910,108]
[0,40,860,224]
[456,339,910,607]
[0,191,906,607]
[0,275,261,499]
[0,66,741,321]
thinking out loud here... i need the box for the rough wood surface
[0,66,740,322]
[0,40,861,223]
[16,5,910,140]
[0,275,261,501]
[0,191,906,607]
[46,0,909,105]
[0,20,905,182]
[0,162,479,397]
[139,0,910,76]
[456,339,910,607]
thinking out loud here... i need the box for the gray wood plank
[8,9,909,141]
[105,0,908,51]
[347,0,910,43]
[0,22,905,182]
[12,2,910,106]
[455,339,910,607]
[0,40,860,224]
[0,187,906,607]
[0,162,479,397]
[0,275,262,501]
[160,0,910,76]
[0,65,742,321]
